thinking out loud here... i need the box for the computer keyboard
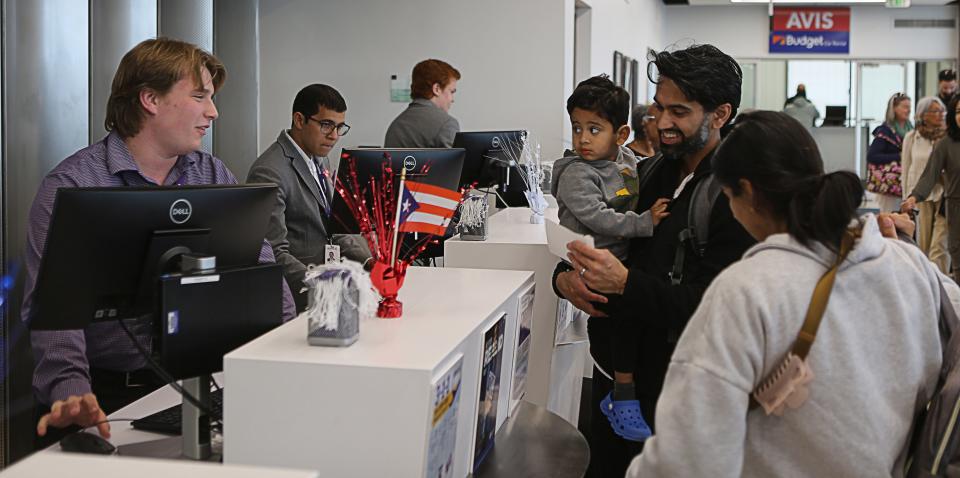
[131,388,223,434]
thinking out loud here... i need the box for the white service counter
[810,125,872,176]
[222,266,535,478]
[444,207,589,426]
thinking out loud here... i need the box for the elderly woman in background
[625,104,657,158]
[901,96,949,274]
[867,92,913,212]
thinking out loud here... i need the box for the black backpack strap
[690,174,723,255]
[669,173,723,286]
[635,152,665,195]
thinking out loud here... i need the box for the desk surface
[448,207,558,246]
[6,452,317,477]
[226,266,534,371]
[39,373,224,451]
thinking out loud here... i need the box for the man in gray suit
[248,84,371,312]
[385,59,461,148]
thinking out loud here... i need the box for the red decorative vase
[370,261,407,318]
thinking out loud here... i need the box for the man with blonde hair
[26,37,295,445]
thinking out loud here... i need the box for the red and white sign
[770,6,850,54]
[772,7,850,32]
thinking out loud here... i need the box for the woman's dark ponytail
[786,171,863,249]
[714,111,864,251]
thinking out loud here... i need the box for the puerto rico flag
[398,187,420,225]
[399,180,461,235]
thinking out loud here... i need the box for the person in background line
[26,37,296,445]
[627,109,953,478]
[384,59,461,148]
[866,92,913,212]
[783,83,806,107]
[901,96,950,274]
[247,84,372,312]
[904,95,960,282]
[938,68,957,107]
[782,84,820,128]
[626,104,657,158]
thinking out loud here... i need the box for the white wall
[586,0,663,94]
[664,5,957,60]
[560,0,662,147]
[258,0,569,164]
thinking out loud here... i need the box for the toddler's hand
[650,198,670,226]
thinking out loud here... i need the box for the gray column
[159,0,214,153]
[3,0,89,465]
[89,0,158,144]
[214,0,260,178]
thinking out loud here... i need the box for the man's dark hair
[292,84,346,125]
[648,44,742,125]
[566,75,630,129]
[940,69,957,82]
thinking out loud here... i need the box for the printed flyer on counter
[511,286,534,410]
[425,354,463,478]
[473,314,506,472]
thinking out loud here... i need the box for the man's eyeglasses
[306,117,350,136]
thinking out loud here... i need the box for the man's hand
[37,393,109,438]
[877,212,916,240]
[567,240,629,295]
[556,270,608,317]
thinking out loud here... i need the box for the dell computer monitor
[29,184,283,379]
[822,106,847,127]
[453,130,526,189]
[331,148,465,236]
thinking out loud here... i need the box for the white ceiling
[687,0,953,5]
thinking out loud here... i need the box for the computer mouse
[59,431,116,455]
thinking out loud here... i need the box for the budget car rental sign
[770,7,850,54]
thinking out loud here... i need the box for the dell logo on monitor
[169,199,193,224]
[403,155,417,171]
[491,136,501,149]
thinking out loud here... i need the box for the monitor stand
[116,374,218,461]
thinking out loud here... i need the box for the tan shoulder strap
[791,230,857,359]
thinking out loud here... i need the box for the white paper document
[545,217,595,262]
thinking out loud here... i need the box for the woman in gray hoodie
[627,111,960,477]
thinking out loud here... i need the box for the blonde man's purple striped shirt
[24,132,295,406]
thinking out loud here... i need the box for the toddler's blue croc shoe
[600,391,652,442]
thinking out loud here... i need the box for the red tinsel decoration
[333,152,461,318]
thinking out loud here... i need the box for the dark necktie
[312,157,332,217]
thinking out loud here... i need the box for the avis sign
[770,7,850,54]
